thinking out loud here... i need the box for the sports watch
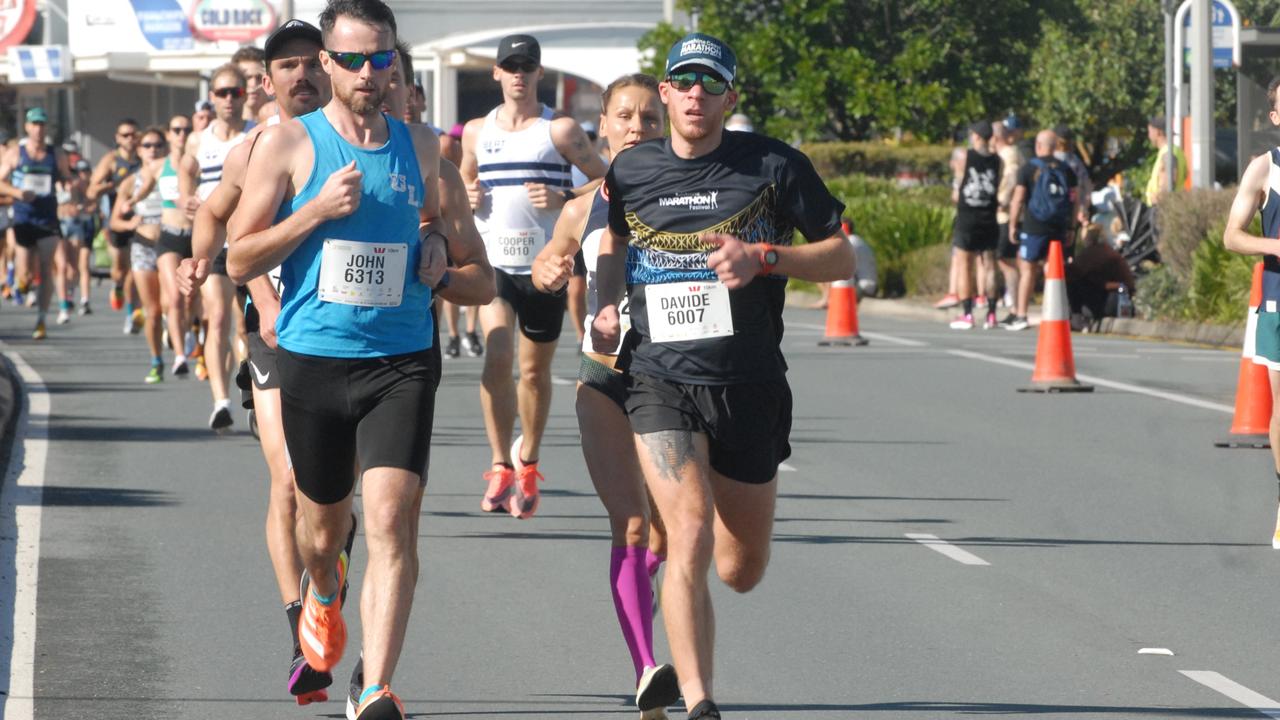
[757,243,779,275]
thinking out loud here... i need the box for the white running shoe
[56,308,70,325]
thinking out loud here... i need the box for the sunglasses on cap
[325,49,397,71]
[667,70,730,96]
[212,86,246,99]
[500,59,539,74]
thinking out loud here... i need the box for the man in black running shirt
[592,32,854,720]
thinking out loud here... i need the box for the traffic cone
[1214,262,1271,448]
[1018,240,1093,393]
[818,277,868,347]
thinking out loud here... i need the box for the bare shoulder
[461,117,485,145]
[408,123,441,153]
[251,122,306,160]
[562,188,592,222]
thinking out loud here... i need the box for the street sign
[1181,0,1239,68]
[6,45,73,84]
[0,0,37,50]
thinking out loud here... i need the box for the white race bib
[317,240,408,307]
[158,175,181,202]
[493,227,545,267]
[646,281,734,343]
[21,173,51,196]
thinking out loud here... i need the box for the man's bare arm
[86,155,116,201]
[436,158,495,306]
[0,148,22,200]
[551,117,607,189]
[1224,154,1278,257]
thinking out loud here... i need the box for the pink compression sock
[611,545,657,682]
[645,548,665,578]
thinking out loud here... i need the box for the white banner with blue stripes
[5,45,73,84]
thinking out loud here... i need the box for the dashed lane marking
[905,533,990,566]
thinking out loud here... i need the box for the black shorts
[247,333,279,391]
[953,218,998,252]
[573,248,587,278]
[579,354,627,411]
[157,227,192,258]
[13,222,59,248]
[108,229,133,249]
[997,223,1017,260]
[278,347,439,504]
[495,269,566,343]
[625,372,792,485]
[210,247,229,276]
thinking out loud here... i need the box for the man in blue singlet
[227,1,494,717]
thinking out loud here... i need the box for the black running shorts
[108,229,133,249]
[246,333,280,391]
[579,353,627,411]
[953,220,999,252]
[625,372,792,485]
[13,222,59,248]
[495,268,566,343]
[157,227,192,258]
[278,347,439,505]
[210,247,229,276]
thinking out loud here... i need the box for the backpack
[1027,158,1073,226]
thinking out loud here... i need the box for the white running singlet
[195,124,248,201]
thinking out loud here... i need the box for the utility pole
[1190,0,1215,188]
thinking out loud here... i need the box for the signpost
[1172,0,1240,188]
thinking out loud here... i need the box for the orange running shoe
[350,685,404,720]
[298,552,348,673]
[194,355,208,381]
[110,286,124,311]
[509,462,543,519]
[481,466,514,513]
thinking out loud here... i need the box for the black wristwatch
[434,270,451,291]
[561,189,575,203]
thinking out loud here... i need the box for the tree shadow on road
[39,485,176,507]
[47,423,221,442]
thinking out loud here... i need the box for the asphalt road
[2,284,1278,720]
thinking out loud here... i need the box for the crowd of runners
[0,1,856,718]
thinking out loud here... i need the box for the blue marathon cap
[25,107,48,124]
[665,33,736,84]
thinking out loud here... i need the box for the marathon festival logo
[680,37,722,59]
[188,0,277,43]
[659,190,719,211]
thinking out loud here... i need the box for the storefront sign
[188,0,276,43]
[0,0,38,50]
[131,0,194,51]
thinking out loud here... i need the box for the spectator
[1053,124,1093,250]
[192,101,213,133]
[1066,223,1136,329]
[993,118,1025,317]
[1145,115,1186,206]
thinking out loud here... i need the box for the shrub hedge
[802,142,954,182]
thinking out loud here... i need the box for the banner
[69,0,284,56]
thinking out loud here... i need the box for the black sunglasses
[140,141,165,149]
[667,70,730,96]
[169,126,191,134]
[500,59,539,74]
[212,86,246,99]
[326,49,397,71]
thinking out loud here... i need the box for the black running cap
[497,34,540,65]
[265,20,323,63]
[969,120,993,141]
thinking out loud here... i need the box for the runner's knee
[716,549,769,593]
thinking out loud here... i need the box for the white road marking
[551,376,576,387]
[1138,648,1174,655]
[1181,671,1280,718]
[779,462,797,472]
[947,349,1234,414]
[904,533,990,566]
[1,348,49,720]
[860,331,929,347]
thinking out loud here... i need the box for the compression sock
[611,546,657,682]
[962,297,973,315]
[124,302,134,316]
[987,296,998,315]
[286,600,302,651]
[645,548,664,578]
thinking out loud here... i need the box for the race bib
[317,240,408,307]
[21,173,51,196]
[646,281,734,343]
[158,175,181,202]
[493,227,545,266]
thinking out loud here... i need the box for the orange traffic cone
[1018,240,1093,393]
[1214,262,1271,448]
[819,277,868,347]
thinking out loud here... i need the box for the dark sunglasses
[140,141,165,149]
[667,70,730,96]
[500,59,539,74]
[326,49,397,71]
[212,86,246,99]
[117,130,137,138]
[169,125,191,134]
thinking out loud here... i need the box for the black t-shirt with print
[954,149,1001,231]
[605,131,845,385]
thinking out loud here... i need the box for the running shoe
[444,335,460,359]
[56,308,70,325]
[481,466,515,513]
[78,300,91,316]
[194,356,209,381]
[24,288,37,308]
[464,331,483,357]
[636,664,680,715]
[298,553,349,674]
[173,356,189,377]
[346,655,364,720]
[509,436,543,519]
[984,312,998,330]
[932,293,960,309]
[948,313,973,330]
[1003,316,1030,331]
[145,365,164,384]
[110,286,124,311]
[123,314,134,335]
[349,684,404,720]
[130,308,144,334]
[288,648,332,705]
[1273,506,1280,550]
[31,321,46,341]
[209,404,233,431]
[184,330,197,358]
[687,699,721,719]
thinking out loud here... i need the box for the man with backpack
[1004,129,1079,331]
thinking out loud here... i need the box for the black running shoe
[444,335,460,359]
[288,648,333,705]
[688,699,721,719]
[209,405,233,432]
[637,663,680,712]
[464,331,483,357]
[345,655,364,720]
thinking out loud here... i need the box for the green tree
[641,0,1067,144]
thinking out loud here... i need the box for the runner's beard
[337,81,385,116]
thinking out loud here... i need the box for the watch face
[765,250,779,265]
